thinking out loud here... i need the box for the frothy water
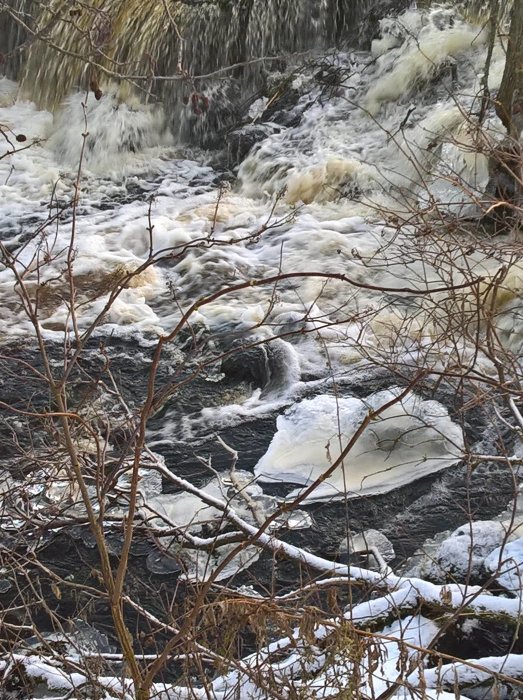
[0,3,521,510]
[0,8,516,353]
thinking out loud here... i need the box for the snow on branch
[420,653,523,691]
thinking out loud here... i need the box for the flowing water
[0,0,521,591]
[3,0,373,112]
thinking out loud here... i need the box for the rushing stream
[0,0,519,562]
[1,0,523,693]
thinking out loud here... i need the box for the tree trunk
[496,0,523,137]
[481,0,523,234]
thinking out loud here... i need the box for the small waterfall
[1,0,514,108]
[0,0,513,156]
[459,0,513,24]
[2,0,386,113]
[0,0,33,81]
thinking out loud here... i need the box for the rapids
[0,1,521,572]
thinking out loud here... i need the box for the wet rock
[221,83,311,167]
[221,343,271,389]
[357,0,412,50]
[225,124,279,167]
[220,337,300,397]
[260,87,304,127]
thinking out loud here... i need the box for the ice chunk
[254,389,464,503]
[144,470,264,534]
[339,529,395,573]
[142,470,312,581]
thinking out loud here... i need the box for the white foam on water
[0,4,520,381]
[364,18,487,115]
[237,6,505,215]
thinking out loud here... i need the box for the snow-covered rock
[406,517,523,585]
[405,520,510,582]
[484,537,523,596]
[433,521,507,581]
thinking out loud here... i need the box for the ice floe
[254,388,464,503]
